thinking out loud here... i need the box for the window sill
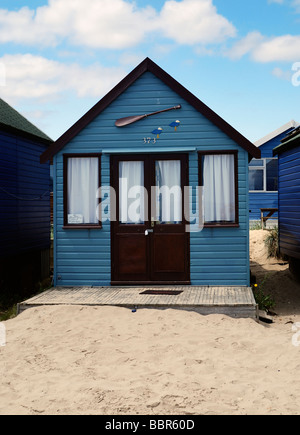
[203,223,240,228]
[62,225,102,230]
[249,191,278,193]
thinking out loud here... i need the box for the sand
[250,230,300,316]
[0,230,300,415]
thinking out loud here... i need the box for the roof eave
[254,120,300,148]
[0,122,53,147]
[273,133,300,156]
[41,57,260,163]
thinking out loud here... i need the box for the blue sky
[0,0,300,142]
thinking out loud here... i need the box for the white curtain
[156,160,182,223]
[119,161,144,224]
[203,154,235,222]
[68,157,99,224]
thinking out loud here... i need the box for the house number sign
[143,137,157,144]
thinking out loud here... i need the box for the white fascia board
[254,120,300,148]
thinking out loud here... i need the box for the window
[198,151,238,227]
[155,160,182,224]
[266,159,278,191]
[249,158,278,192]
[119,161,145,224]
[63,154,101,228]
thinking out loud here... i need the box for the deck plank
[18,286,257,319]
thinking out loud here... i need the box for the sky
[0,0,300,143]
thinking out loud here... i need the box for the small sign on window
[68,214,84,224]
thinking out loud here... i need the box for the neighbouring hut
[0,98,53,297]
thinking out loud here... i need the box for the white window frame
[249,158,278,193]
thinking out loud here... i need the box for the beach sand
[0,230,300,415]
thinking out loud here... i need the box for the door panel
[153,234,186,273]
[111,154,190,284]
[118,234,148,276]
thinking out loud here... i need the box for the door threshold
[111,281,191,286]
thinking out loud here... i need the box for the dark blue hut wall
[0,132,17,254]
[278,145,300,259]
[54,71,250,287]
[249,130,293,220]
[0,130,50,257]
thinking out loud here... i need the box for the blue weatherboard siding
[0,130,50,257]
[249,192,278,221]
[54,71,250,287]
[249,134,278,220]
[249,130,294,220]
[278,145,300,259]
[189,150,250,286]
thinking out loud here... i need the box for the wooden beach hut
[273,126,300,278]
[41,58,260,288]
[249,120,299,226]
[0,98,53,295]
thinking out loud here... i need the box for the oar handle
[145,105,181,118]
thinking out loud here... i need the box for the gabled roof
[254,120,300,148]
[273,126,300,156]
[41,57,260,163]
[0,98,53,145]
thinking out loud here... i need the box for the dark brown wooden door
[111,154,190,285]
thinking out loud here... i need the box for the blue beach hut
[41,58,260,288]
[0,98,53,294]
[274,127,300,277]
[249,120,299,226]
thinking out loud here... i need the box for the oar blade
[115,114,145,127]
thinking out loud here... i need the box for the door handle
[145,229,154,236]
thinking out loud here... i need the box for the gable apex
[41,57,260,163]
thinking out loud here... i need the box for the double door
[111,154,190,285]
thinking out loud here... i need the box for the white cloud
[0,54,126,103]
[227,31,300,63]
[252,35,300,62]
[292,0,300,12]
[226,31,265,60]
[65,0,157,49]
[272,67,292,81]
[0,7,57,46]
[0,0,157,49]
[158,0,236,45]
[0,0,236,49]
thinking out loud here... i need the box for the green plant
[0,278,52,322]
[0,305,17,322]
[252,275,275,312]
[250,221,262,230]
[264,227,280,258]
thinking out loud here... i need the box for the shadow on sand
[250,259,300,316]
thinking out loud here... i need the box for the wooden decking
[18,286,258,319]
